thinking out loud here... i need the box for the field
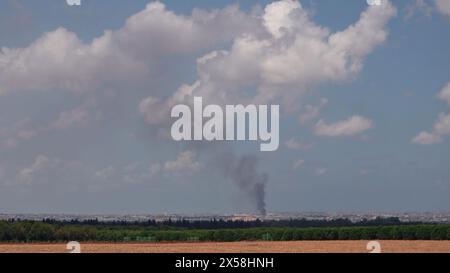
[1,240,449,253]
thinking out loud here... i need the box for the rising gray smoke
[227,155,267,215]
[207,146,267,216]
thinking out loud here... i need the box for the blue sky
[0,0,449,214]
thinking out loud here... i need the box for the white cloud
[413,82,450,145]
[299,98,328,124]
[263,0,304,39]
[141,0,397,120]
[437,82,450,106]
[434,112,450,135]
[0,2,263,149]
[412,113,450,145]
[412,131,442,145]
[18,155,60,185]
[138,81,201,130]
[163,150,203,175]
[435,0,450,15]
[0,27,140,95]
[0,1,397,139]
[313,115,373,137]
[0,2,259,95]
[138,96,169,126]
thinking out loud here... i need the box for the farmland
[1,241,450,253]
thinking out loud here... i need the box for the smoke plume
[208,146,267,215]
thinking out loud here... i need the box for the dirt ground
[0,240,449,253]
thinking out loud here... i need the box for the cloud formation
[437,82,450,106]
[0,2,259,95]
[413,113,450,145]
[149,150,203,177]
[412,130,443,145]
[413,82,450,145]
[17,155,60,185]
[163,150,203,174]
[314,116,373,137]
[139,0,396,123]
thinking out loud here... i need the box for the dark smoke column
[227,155,268,216]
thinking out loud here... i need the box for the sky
[0,0,449,214]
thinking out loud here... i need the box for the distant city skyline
[1,211,450,224]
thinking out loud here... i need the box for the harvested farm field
[0,240,449,253]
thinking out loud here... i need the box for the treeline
[0,220,449,242]
[38,216,408,229]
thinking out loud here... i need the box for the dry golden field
[0,240,449,253]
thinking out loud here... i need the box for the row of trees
[0,220,449,242]
[37,216,407,229]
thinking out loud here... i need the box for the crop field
[1,240,449,253]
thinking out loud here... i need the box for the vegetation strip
[1,219,449,242]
